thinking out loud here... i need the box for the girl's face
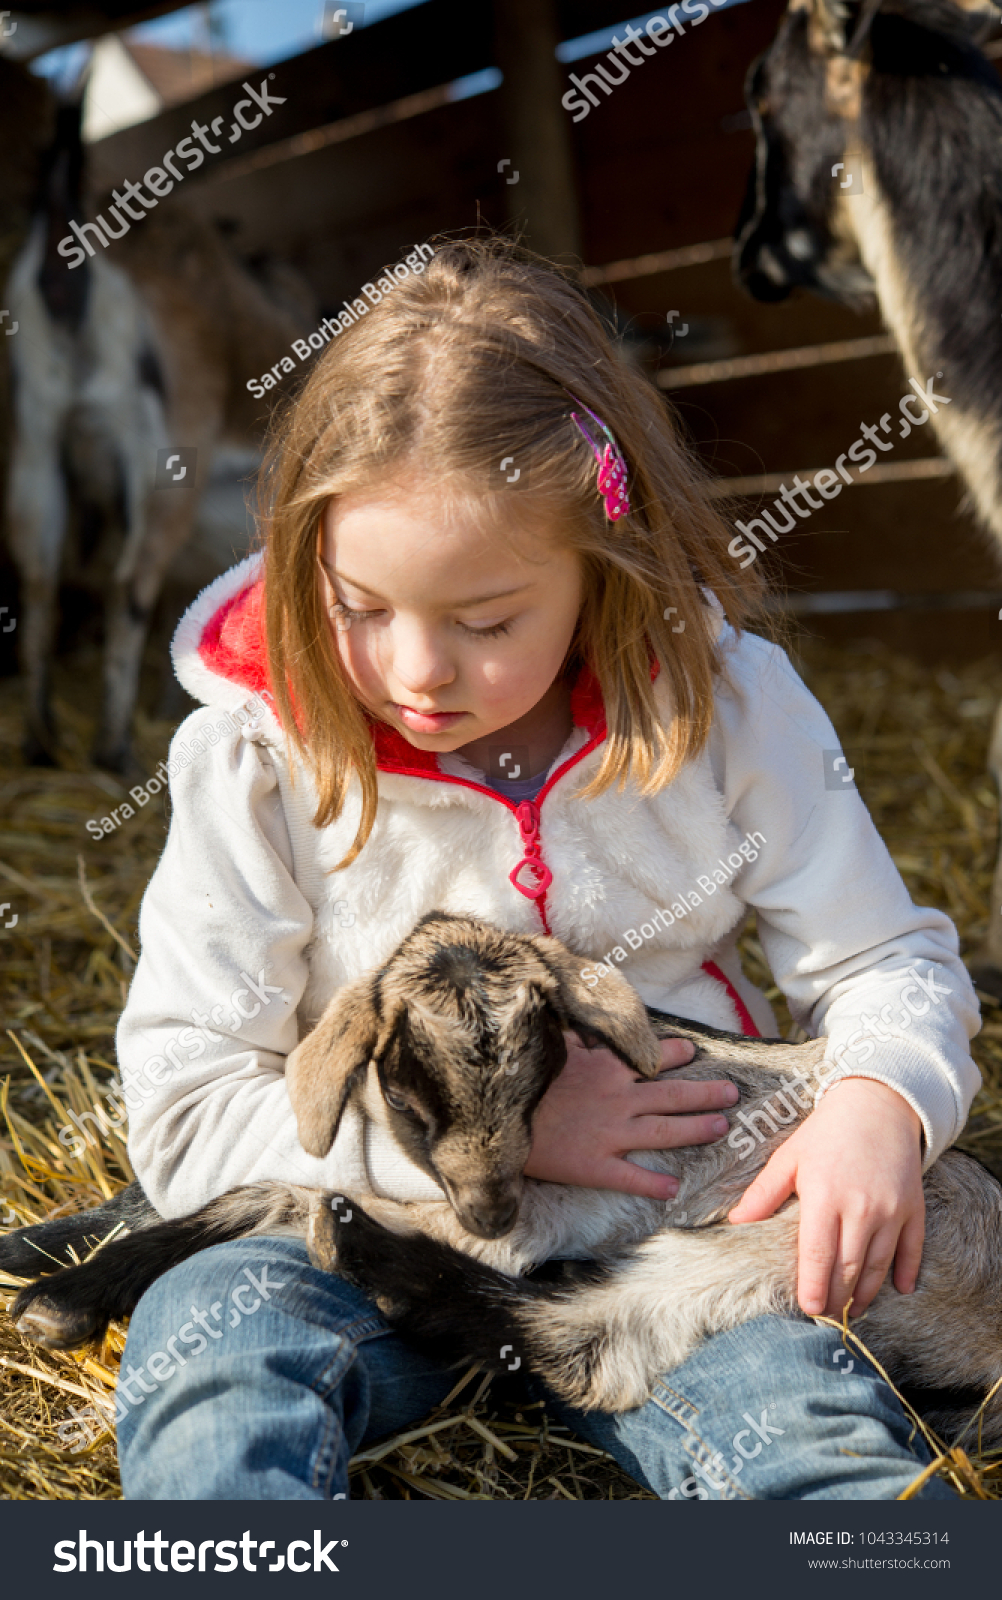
[319,478,584,752]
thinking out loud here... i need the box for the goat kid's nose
[461,1196,520,1239]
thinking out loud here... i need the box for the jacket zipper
[376,730,607,936]
[509,800,552,904]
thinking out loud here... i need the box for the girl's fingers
[600,1159,678,1201]
[892,1208,925,1296]
[845,1221,901,1314]
[629,1112,734,1150]
[794,1205,841,1317]
[633,1077,739,1116]
[727,1147,796,1225]
[657,1038,697,1069]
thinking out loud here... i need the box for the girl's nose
[389,622,456,696]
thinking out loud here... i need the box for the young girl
[115,238,978,1501]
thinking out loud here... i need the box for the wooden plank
[85,0,690,191]
[712,456,954,498]
[660,334,898,390]
[582,238,733,286]
[179,89,508,297]
[569,0,789,263]
[89,0,498,190]
[767,590,1002,615]
[494,0,581,259]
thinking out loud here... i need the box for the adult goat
[4,102,313,772]
[733,0,1002,989]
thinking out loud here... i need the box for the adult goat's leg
[6,425,68,765]
[93,451,202,773]
[968,700,1002,998]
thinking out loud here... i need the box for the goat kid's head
[285,912,661,1240]
[734,0,998,305]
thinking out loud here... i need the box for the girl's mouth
[393,705,466,733]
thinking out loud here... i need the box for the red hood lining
[196,575,609,775]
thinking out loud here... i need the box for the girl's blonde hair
[262,235,766,866]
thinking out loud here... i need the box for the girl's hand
[524,1034,739,1200]
[727,1077,925,1318]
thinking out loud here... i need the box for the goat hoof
[14,1295,101,1350]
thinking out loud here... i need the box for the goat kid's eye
[384,1088,410,1112]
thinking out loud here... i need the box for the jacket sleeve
[118,708,376,1218]
[708,630,982,1166]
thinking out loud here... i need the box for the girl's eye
[459,618,513,639]
[384,1088,409,1111]
[332,601,378,631]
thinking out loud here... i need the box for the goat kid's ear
[528,937,661,1078]
[286,975,390,1157]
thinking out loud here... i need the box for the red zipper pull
[509,800,553,899]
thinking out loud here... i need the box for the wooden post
[492,0,582,263]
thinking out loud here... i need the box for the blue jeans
[116,1237,954,1501]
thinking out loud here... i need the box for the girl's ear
[528,936,661,1078]
[286,975,383,1156]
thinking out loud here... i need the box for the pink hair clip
[569,399,631,521]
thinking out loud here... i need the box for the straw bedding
[2,634,1002,1501]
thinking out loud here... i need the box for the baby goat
[3,912,1001,1448]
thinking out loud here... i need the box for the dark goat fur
[2,912,1001,1448]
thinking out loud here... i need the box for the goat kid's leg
[513,1214,801,1412]
[326,1200,561,1374]
[0,1179,157,1276]
[329,1203,800,1412]
[9,1182,307,1349]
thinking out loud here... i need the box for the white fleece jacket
[116,555,981,1218]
